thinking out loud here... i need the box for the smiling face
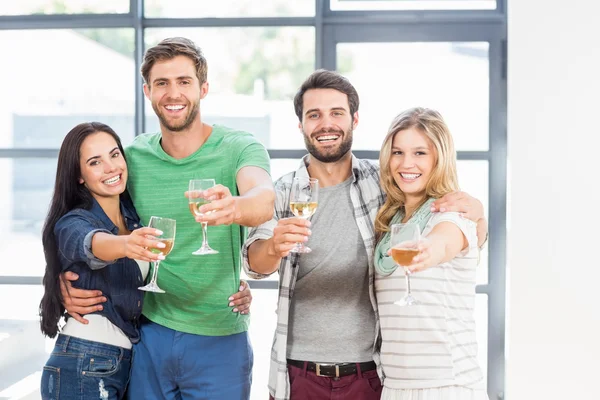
[389,127,436,200]
[143,55,208,133]
[78,131,128,201]
[299,88,358,163]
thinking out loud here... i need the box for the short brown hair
[141,37,208,86]
[293,69,359,121]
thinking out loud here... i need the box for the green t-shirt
[126,124,271,336]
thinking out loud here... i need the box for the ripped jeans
[41,334,132,400]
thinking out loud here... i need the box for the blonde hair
[375,107,459,242]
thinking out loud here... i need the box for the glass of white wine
[390,223,421,306]
[138,216,176,294]
[289,177,319,253]
[188,179,219,255]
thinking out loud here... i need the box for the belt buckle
[315,363,340,378]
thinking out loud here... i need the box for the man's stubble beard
[303,127,354,163]
[153,101,200,132]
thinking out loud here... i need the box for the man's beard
[304,127,353,163]
[153,101,200,132]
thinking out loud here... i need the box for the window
[330,0,496,11]
[0,285,49,399]
[0,29,136,150]
[0,158,56,278]
[145,0,315,18]
[0,0,129,15]
[338,42,489,151]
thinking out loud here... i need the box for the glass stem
[151,260,161,284]
[405,268,412,296]
[201,221,209,248]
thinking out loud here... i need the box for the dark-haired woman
[38,122,170,399]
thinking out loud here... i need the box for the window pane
[1,0,129,15]
[144,28,315,151]
[0,159,56,278]
[145,0,315,18]
[248,289,278,399]
[457,161,489,284]
[0,285,51,399]
[270,158,305,181]
[338,42,489,151]
[0,30,135,149]
[330,0,495,11]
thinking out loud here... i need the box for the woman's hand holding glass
[389,223,422,306]
[138,216,176,293]
[400,239,433,273]
[123,227,166,263]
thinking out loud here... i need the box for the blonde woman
[374,108,488,400]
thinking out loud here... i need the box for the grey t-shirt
[286,176,377,363]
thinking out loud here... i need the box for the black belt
[287,359,377,378]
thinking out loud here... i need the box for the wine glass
[390,223,421,306]
[289,177,319,253]
[188,179,219,255]
[138,216,176,294]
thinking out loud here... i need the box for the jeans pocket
[82,354,119,377]
[289,375,312,400]
[41,366,60,400]
[367,375,383,393]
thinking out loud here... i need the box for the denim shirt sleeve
[55,212,114,271]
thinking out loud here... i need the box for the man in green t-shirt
[61,37,275,399]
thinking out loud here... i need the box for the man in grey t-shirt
[243,69,488,400]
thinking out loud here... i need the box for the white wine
[290,201,318,219]
[189,200,211,216]
[391,247,419,266]
[151,238,174,256]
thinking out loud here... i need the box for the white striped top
[375,212,485,391]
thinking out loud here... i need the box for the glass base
[192,246,219,255]
[138,282,165,293]
[394,294,420,306]
[289,243,312,253]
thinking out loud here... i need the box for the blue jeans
[127,317,253,400]
[40,334,132,400]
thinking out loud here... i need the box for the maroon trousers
[270,362,382,400]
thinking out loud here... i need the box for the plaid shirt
[242,154,386,400]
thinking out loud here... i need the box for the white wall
[507,1,600,399]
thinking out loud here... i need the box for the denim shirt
[54,196,145,343]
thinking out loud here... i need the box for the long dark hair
[39,122,129,337]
